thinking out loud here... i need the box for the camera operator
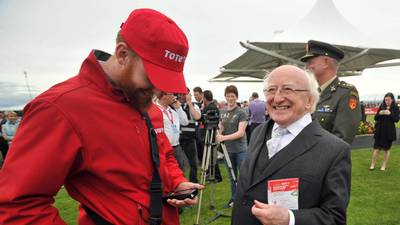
[178,88,201,183]
[155,90,189,172]
[198,90,219,152]
[216,85,248,208]
[199,90,223,183]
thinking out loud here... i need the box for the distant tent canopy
[210,41,400,82]
[211,0,400,82]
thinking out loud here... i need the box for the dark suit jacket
[232,119,351,225]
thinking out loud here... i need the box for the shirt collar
[319,75,337,92]
[273,113,312,136]
[155,101,172,112]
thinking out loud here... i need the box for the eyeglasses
[263,86,309,96]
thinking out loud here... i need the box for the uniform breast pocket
[317,111,335,130]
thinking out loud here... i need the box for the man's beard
[123,86,154,112]
[110,67,154,112]
[114,77,153,112]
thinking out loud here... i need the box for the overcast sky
[1,0,400,109]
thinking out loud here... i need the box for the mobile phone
[163,188,198,202]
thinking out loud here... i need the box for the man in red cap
[0,8,202,225]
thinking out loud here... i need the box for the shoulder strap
[142,112,163,225]
[83,112,163,225]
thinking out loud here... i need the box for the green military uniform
[301,40,361,144]
[313,77,361,144]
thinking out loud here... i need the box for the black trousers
[196,128,205,162]
[180,137,198,183]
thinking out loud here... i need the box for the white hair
[263,65,320,113]
[304,69,320,113]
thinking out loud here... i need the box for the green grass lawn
[55,146,400,225]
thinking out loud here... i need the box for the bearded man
[0,9,202,225]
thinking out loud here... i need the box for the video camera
[203,109,220,129]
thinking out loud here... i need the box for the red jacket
[0,50,186,225]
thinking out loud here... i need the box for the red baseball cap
[120,8,188,94]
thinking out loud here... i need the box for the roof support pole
[219,68,268,73]
[240,41,305,66]
[340,48,369,64]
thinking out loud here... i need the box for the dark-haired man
[193,86,204,109]
[249,92,266,137]
[178,88,201,182]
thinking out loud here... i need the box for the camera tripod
[194,127,237,225]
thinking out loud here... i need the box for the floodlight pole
[24,71,33,101]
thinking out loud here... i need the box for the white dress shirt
[268,113,312,225]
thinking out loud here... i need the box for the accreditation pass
[267,178,299,210]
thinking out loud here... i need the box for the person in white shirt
[155,91,189,171]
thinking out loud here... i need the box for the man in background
[193,86,204,109]
[155,91,189,172]
[178,88,201,182]
[302,40,361,144]
[248,92,266,139]
[193,86,205,162]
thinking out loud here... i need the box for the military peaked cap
[300,40,344,62]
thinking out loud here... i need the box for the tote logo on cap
[164,50,186,63]
[119,8,189,94]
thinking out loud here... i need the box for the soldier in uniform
[301,40,361,144]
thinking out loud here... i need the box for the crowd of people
[0,7,398,225]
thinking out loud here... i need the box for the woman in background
[369,93,399,171]
[216,85,248,208]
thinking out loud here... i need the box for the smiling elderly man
[232,65,351,225]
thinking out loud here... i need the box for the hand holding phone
[163,188,198,202]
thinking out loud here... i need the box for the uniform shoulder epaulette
[338,81,359,98]
[338,80,355,90]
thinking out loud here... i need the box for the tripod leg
[204,211,231,225]
[220,143,237,185]
[195,129,213,225]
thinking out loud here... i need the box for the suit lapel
[250,120,322,189]
[246,121,272,186]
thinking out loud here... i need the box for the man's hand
[166,182,204,207]
[251,200,289,225]
[186,93,192,104]
[171,99,181,109]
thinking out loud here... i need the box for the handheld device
[163,188,198,202]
